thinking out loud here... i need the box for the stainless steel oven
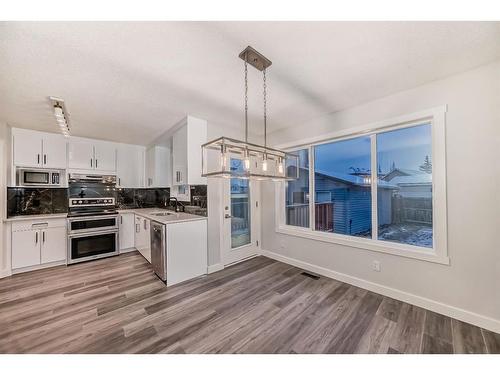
[67,173,119,264]
[16,168,63,187]
[67,214,119,264]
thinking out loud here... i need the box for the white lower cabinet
[11,230,41,269]
[40,227,67,264]
[135,215,151,262]
[11,219,67,270]
[119,213,135,251]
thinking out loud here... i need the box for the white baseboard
[207,263,224,274]
[261,249,500,334]
[0,269,12,279]
[11,260,67,275]
[119,247,138,254]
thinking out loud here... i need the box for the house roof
[314,169,398,189]
[389,174,432,185]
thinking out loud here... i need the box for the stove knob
[72,200,77,204]
[78,200,82,204]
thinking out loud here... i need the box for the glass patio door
[222,159,260,265]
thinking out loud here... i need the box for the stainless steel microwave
[16,168,63,187]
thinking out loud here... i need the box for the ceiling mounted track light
[49,96,70,138]
[201,46,299,180]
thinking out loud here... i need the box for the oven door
[68,229,119,264]
[68,215,118,234]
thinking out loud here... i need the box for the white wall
[0,122,8,277]
[261,60,500,332]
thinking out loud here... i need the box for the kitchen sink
[151,212,176,217]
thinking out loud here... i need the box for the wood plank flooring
[0,252,498,354]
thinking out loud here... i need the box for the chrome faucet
[167,197,184,212]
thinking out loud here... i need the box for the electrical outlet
[372,260,381,272]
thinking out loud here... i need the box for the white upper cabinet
[68,138,95,170]
[172,125,187,185]
[12,128,67,169]
[68,137,116,173]
[42,132,67,169]
[117,144,145,188]
[172,116,207,186]
[146,144,171,188]
[93,140,117,172]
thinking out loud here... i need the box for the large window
[285,149,309,228]
[277,108,447,263]
[314,136,372,237]
[377,124,433,248]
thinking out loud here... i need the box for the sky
[314,123,432,175]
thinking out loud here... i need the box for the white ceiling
[1,21,499,145]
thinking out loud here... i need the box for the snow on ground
[377,224,433,248]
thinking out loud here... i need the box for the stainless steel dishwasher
[150,221,167,281]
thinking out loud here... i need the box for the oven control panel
[69,197,115,207]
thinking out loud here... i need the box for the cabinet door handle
[42,231,45,243]
[44,154,47,165]
[118,178,121,186]
[90,158,93,168]
[95,159,98,168]
[37,154,40,165]
[35,232,38,244]
[136,223,140,233]
[144,220,147,230]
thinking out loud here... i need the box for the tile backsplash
[7,188,68,217]
[116,188,170,209]
[6,185,208,217]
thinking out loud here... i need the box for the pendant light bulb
[277,157,284,175]
[220,145,227,171]
[262,154,268,172]
[243,149,251,171]
[244,157,251,171]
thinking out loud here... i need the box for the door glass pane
[314,136,372,237]
[377,123,433,248]
[230,159,251,248]
[285,149,310,228]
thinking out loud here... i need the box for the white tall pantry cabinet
[172,116,207,186]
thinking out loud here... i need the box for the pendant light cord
[244,57,248,144]
[263,68,267,150]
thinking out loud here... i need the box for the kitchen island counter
[117,208,206,225]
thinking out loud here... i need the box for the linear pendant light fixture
[49,96,70,137]
[201,46,299,180]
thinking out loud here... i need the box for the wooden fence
[286,202,334,231]
[392,196,432,225]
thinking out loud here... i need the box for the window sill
[275,225,450,265]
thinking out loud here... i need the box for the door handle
[37,154,40,165]
[44,154,47,165]
[91,158,93,168]
[95,159,98,168]
[144,220,147,230]
[118,178,121,186]
[224,214,232,219]
[42,231,45,243]
[120,216,123,224]
[35,232,38,244]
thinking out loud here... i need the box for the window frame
[275,106,449,265]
